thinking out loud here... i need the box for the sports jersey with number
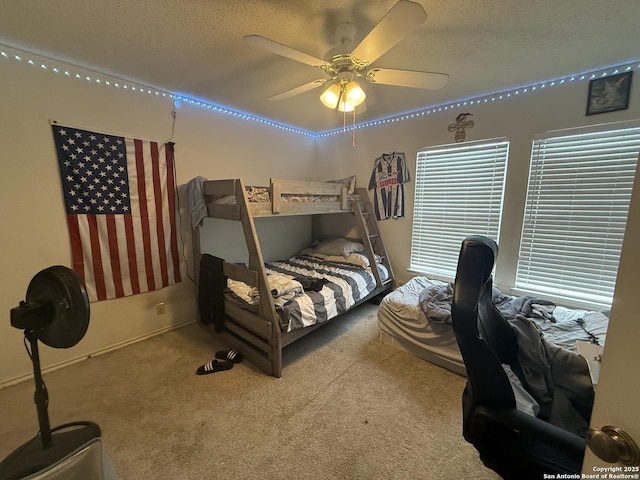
[368,152,410,220]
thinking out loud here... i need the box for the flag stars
[54,127,131,215]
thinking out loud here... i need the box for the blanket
[418,282,557,325]
[509,315,594,435]
[226,255,380,332]
[187,176,208,228]
[248,274,304,308]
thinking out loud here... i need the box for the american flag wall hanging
[51,123,181,302]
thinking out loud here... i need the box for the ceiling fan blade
[366,68,449,90]
[350,0,427,65]
[245,35,330,68]
[268,79,328,101]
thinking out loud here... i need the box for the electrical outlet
[156,302,166,315]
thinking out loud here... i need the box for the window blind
[410,138,509,278]
[516,124,640,306]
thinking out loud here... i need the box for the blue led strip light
[1,45,171,99]
[0,43,314,137]
[317,61,640,137]
[2,43,638,139]
[172,95,315,137]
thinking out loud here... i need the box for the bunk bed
[378,276,609,378]
[190,177,395,377]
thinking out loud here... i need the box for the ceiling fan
[245,0,449,113]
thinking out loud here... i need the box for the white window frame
[410,137,509,281]
[515,121,640,309]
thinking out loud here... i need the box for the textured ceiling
[1,0,639,132]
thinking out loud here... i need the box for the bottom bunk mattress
[227,254,389,333]
[378,276,609,377]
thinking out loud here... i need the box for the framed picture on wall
[586,71,633,115]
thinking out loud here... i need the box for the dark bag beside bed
[198,254,225,333]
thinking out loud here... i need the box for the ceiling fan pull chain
[352,109,356,146]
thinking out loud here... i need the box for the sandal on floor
[196,358,233,375]
[215,349,243,363]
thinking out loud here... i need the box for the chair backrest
[451,235,519,409]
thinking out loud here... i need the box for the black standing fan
[0,266,103,480]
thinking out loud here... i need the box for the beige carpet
[0,303,500,479]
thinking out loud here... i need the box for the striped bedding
[225,255,383,332]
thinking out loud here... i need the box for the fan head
[11,266,90,348]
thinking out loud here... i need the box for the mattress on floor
[377,276,610,378]
[377,276,466,376]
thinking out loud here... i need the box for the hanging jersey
[368,152,410,220]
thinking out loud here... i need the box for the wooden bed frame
[192,178,395,377]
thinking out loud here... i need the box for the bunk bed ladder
[353,187,395,289]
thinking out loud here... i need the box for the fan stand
[26,328,53,449]
[0,267,104,479]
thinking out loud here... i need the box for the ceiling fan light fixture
[320,83,341,109]
[338,99,355,112]
[344,80,366,107]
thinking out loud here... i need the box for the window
[410,138,509,278]
[516,123,640,307]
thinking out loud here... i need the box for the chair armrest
[476,406,586,457]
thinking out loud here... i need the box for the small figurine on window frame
[586,71,633,116]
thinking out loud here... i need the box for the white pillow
[314,237,364,257]
[342,252,371,268]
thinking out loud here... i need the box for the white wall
[0,55,316,387]
[319,73,640,292]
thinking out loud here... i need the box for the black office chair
[451,235,588,479]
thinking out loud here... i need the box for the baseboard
[0,319,197,390]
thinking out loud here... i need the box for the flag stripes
[53,125,181,302]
